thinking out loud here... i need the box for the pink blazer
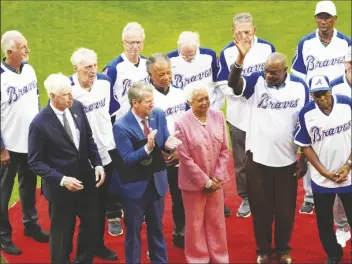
[175,109,229,191]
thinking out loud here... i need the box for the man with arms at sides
[28,73,105,264]
[69,48,117,261]
[329,46,352,249]
[102,22,149,235]
[0,30,48,255]
[167,31,222,110]
[147,53,188,248]
[227,33,309,263]
[217,13,275,219]
[294,75,352,264]
[112,82,181,263]
[291,0,351,215]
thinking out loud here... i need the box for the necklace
[191,111,207,126]
[318,33,332,47]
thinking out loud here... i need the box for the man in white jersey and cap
[0,30,48,255]
[294,75,352,264]
[291,0,351,215]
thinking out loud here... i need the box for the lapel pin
[74,114,78,118]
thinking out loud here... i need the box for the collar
[316,28,336,41]
[2,58,25,74]
[131,108,148,124]
[264,73,289,90]
[153,83,170,95]
[50,103,68,116]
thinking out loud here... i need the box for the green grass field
[1,1,351,262]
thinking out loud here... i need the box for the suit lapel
[147,111,157,132]
[126,110,145,140]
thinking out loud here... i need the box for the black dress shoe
[95,246,118,261]
[0,240,22,255]
[24,223,49,243]
[172,234,184,248]
[224,205,232,217]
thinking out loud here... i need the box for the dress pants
[182,189,229,264]
[49,191,98,264]
[123,179,167,264]
[227,122,247,199]
[167,166,185,236]
[245,152,297,256]
[0,151,38,242]
[313,191,352,258]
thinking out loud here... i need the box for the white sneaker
[336,229,351,248]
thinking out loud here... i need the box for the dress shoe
[95,246,118,261]
[279,254,292,264]
[224,205,232,217]
[24,223,49,242]
[256,254,271,264]
[0,240,22,255]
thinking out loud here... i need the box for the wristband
[234,61,243,69]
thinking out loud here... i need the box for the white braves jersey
[331,75,351,98]
[167,47,221,110]
[1,62,39,153]
[291,29,351,83]
[70,73,115,166]
[217,37,275,131]
[103,53,149,120]
[238,73,309,167]
[294,95,351,193]
[153,85,188,135]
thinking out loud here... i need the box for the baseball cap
[309,75,331,93]
[345,46,351,62]
[315,1,337,16]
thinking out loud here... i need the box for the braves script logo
[84,98,106,113]
[257,93,300,109]
[7,80,37,105]
[173,67,212,89]
[165,103,186,116]
[306,55,345,71]
[311,120,351,144]
[230,62,265,76]
[121,77,149,96]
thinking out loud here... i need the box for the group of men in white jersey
[1,0,351,263]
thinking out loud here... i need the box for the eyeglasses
[123,40,143,46]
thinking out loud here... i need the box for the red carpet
[2,154,351,263]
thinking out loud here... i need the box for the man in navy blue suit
[28,73,105,264]
[113,81,181,263]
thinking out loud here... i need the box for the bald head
[266,52,287,68]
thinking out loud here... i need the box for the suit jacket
[175,109,229,191]
[28,100,102,203]
[113,108,170,199]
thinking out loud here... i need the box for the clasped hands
[62,166,105,192]
[204,178,223,195]
[323,164,350,184]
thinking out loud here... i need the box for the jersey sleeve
[210,50,219,82]
[242,72,261,99]
[294,110,311,146]
[291,40,307,80]
[102,67,120,116]
[216,50,229,84]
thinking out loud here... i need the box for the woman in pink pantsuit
[175,82,230,264]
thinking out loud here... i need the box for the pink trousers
[182,189,229,263]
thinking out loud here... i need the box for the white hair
[1,30,25,56]
[183,81,209,102]
[122,22,145,41]
[177,31,200,50]
[233,13,253,28]
[44,73,72,97]
[70,48,97,69]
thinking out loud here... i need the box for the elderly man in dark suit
[113,81,181,264]
[28,73,105,264]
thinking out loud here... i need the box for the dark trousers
[167,166,185,236]
[245,152,297,255]
[0,151,38,242]
[49,193,98,264]
[123,180,167,264]
[313,191,352,258]
[228,122,247,199]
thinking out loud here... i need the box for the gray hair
[128,81,154,106]
[70,48,97,69]
[122,22,145,41]
[177,31,200,50]
[233,13,253,28]
[44,73,72,97]
[183,81,209,102]
[1,30,26,56]
[146,53,171,75]
[266,52,287,68]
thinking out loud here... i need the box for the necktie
[63,112,74,143]
[141,119,150,137]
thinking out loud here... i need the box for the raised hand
[147,129,158,151]
[165,131,182,150]
[233,31,252,60]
